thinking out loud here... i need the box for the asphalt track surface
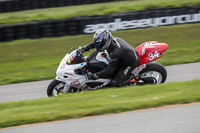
[1,103,200,133]
[0,62,200,103]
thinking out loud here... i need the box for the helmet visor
[94,40,105,51]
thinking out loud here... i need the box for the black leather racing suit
[82,37,140,87]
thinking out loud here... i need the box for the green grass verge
[0,23,200,85]
[0,79,200,128]
[0,0,200,25]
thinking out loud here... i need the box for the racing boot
[124,75,140,86]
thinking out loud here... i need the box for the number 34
[148,50,159,61]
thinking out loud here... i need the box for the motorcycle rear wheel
[138,62,167,85]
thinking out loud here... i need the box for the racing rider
[78,29,140,87]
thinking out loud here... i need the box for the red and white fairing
[55,50,111,90]
[135,41,168,65]
[56,51,87,89]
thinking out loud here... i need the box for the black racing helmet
[93,29,113,52]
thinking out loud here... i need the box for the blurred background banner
[0,5,199,42]
[80,6,200,34]
[0,0,122,13]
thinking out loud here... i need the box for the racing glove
[87,72,99,80]
[76,48,85,56]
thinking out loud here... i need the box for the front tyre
[139,62,167,85]
[47,79,65,97]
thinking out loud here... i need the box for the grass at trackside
[0,23,200,85]
[0,0,200,25]
[0,79,200,128]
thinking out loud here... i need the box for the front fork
[62,83,70,93]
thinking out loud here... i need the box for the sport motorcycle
[47,41,168,97]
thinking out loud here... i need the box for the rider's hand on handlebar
[87,72,99,80]
[76,47,85,56]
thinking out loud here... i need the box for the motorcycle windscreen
[66,52,85,65]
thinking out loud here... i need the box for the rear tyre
[139,62,167,85]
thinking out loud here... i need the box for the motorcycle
[47,41,168,97]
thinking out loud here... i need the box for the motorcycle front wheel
[138,62,167,85]
[47,79,81,97]
[47,79,65,97]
